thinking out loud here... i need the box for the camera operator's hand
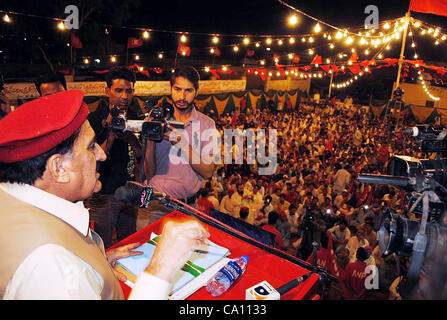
[165,125,188,147]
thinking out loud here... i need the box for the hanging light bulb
[288,15,298,26]
[111,56,116,63]
[255,42,261,48]
[143,31,150,39]
[212,36,219,44]
[314,23,321,33]
[158,53,163,59]
[308,37,314,43]
[308,49,314,55]
[243,37,250,45]
[180,34,187,43]
[204,66,210,72]
[57,21,66,30]
[233,45,239,52]
[3,14,11,23]
[210,48,215,54]
[135,55,140,60]
[329,43,335,49]
[289,37,295,44]
[277,39,283,45]
[266,38,272,45]
[83,58,89,64]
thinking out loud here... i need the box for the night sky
[1,0,447,82]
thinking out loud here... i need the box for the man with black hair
[86,66,144,248]
[341,247,372,299]
[141,66,216,230]
[262,211,284,249]
[34,72,67,97]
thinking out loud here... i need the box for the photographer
[85,67,144,248]
[140,66,216,228]
[296,197,327,260]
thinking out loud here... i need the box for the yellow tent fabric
[213,96,231,115]
[370,105,386,118]
[288,92,298,109]
[194,96,212,112]
[248,92,261,110]
[232,95,244,112]
[411,106,435,123]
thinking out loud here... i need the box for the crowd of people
[195,96,427,300]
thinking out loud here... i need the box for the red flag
[177,43,191,56]
[348,64,362,75]
[348,51,358,63]
[311,54,322,65]
[70,32,83,49]
[246,49,255,57]
[273,54,280,65]
[127,37,143,49]
[231,109,238,127]
[409,0,447,17]
[214,47,221,56]
[152,67,163,74]
[292,55,300,64]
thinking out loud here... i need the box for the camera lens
[378,208,422,257]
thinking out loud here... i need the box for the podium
[108,201,324,300]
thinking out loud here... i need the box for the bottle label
[220,260,242,284]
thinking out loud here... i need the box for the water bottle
[206,255,249,297]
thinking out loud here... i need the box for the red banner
[409,0,447,17]
[177,44,191,56]
[70,32,83,49]
[127,37,143,49]
[311,54,322,65]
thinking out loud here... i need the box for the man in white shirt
[0,90,209,300]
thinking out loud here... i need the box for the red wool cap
[0,90,88,163]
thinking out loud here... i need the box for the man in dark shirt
[86,66,144,248]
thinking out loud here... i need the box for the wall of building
[400,82,447,109]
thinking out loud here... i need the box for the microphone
[394,126,442,139]
[245,273,312,300]
[114,181,168,208]
[275,273,312,295]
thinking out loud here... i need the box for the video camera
[110,100,184,142]
[357,125,447,294]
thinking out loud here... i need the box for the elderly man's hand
[144,219,210,283]
[106,242,143,282]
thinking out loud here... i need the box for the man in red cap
[0,90,209,299]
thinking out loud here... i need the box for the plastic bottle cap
[242,255,249,263]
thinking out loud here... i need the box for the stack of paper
[116,233,230,299]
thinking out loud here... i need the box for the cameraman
[297,197,327,260]
[86,66,144,248]
[140,66,216,228]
